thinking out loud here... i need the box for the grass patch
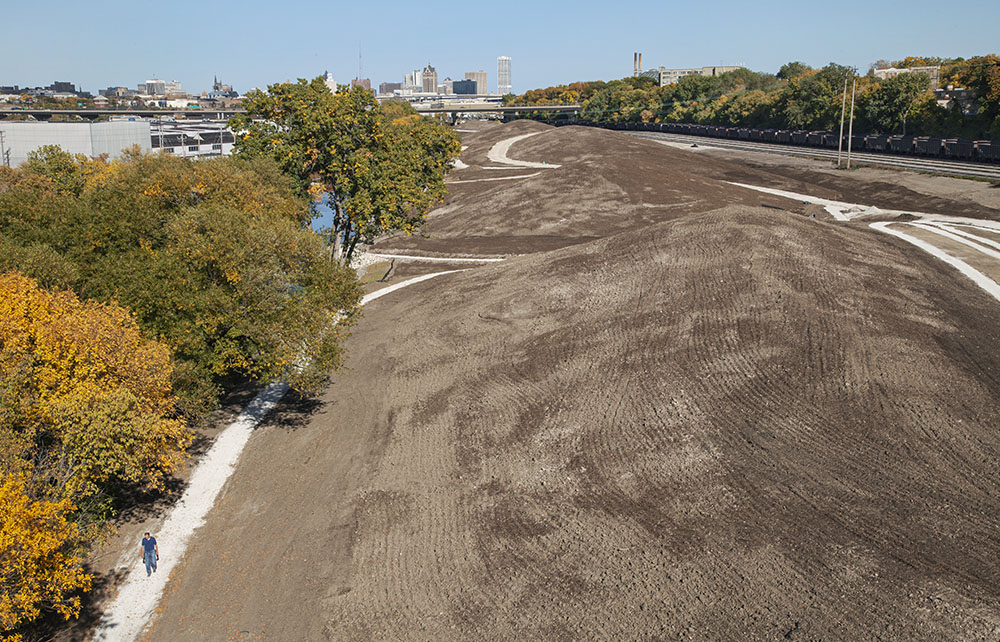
[359,260,393,284]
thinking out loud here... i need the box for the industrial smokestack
[633,52,638,76]
[638,53,643,75]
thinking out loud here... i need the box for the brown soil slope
[377,123,811,255]
[147,206,1000,641]
[378,122,997,257]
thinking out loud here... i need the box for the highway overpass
[0,104,582,121]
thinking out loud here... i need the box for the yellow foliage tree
[0,473,91,640]
[0,271,191,499]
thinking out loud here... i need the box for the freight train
[548,120,1000,163]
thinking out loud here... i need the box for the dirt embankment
[377,124,816,256]
[377,123,998,257]
[141,122,1000,641]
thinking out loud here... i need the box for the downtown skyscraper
[497,56,512,95]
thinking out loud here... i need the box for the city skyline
[3,0,998,96]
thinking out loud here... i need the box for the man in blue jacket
[140,532,159,576]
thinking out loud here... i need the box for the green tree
[780,64,854,130]
[861,72,930,134]
[231,78,460,263]
[0,150,362,417]
[777,62,812,80]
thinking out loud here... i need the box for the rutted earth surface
[128,121,1000,640]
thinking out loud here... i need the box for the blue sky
[4,0,998,95]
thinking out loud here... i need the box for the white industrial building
[872,66,941,90]
[641,65,745,86]
[150,119,235,158]
[0,120,151,167]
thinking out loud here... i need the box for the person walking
[140,532,159,576]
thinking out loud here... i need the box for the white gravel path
[936,224,1000,251]
[726,182,906,221]
[870,222,1000,302]
[366,252,505,263]
[729,181,1000,303]
[486,132,562,169]
[727,182,1000,230]
[907,223,1000,260]
[447,171,541,184]
[91,269,465,642]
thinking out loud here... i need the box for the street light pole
[837,75,848,168]
[846,74,857,170]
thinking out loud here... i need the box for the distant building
[453,79,478,95]
[497,56,512,94]
[379,82,402,95]
[100,86,135,98]
[210,76,238,98]
[151,120,236,158]
[935,86,978,114]
[404,69,421,90]
[421,64,438,93]
[0,86,20,94]
[48,81,77,94]
[464,71,487,95]
[351,78,371,90]
[643,65,745,87]
[873,65,941,90]
[323,70,337,94]
[163,80,184,98]
[139,79,166,96]
[0,121,151,167]
[439,77,454,95]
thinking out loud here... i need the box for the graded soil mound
[145,206,1000,641]
[379,122,998,258]
[376,123,814,256]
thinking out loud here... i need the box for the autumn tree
[0,474,91,641]
[231,78,461,263]
[0,271,191,501]
[0,151,362,416]
[0,272,190,638]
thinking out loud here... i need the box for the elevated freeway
[0,104,582,121]
[0,108,245,121]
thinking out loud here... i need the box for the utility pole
[837,75,848,168]
[0,131,7,167]
[846,73,857,170]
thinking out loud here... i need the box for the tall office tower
[421,64,438,93]
[497,56,512,95]
[464,71,488,95]
[142,79,167,96]
[323,71,337,93]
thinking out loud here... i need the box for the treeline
[509,55,1000,139]
[0,80,457,639]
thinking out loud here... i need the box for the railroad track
[630,132,1000,181]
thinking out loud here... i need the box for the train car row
[552,119,1000,164]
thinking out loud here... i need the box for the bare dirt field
[118,122,1000,641]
